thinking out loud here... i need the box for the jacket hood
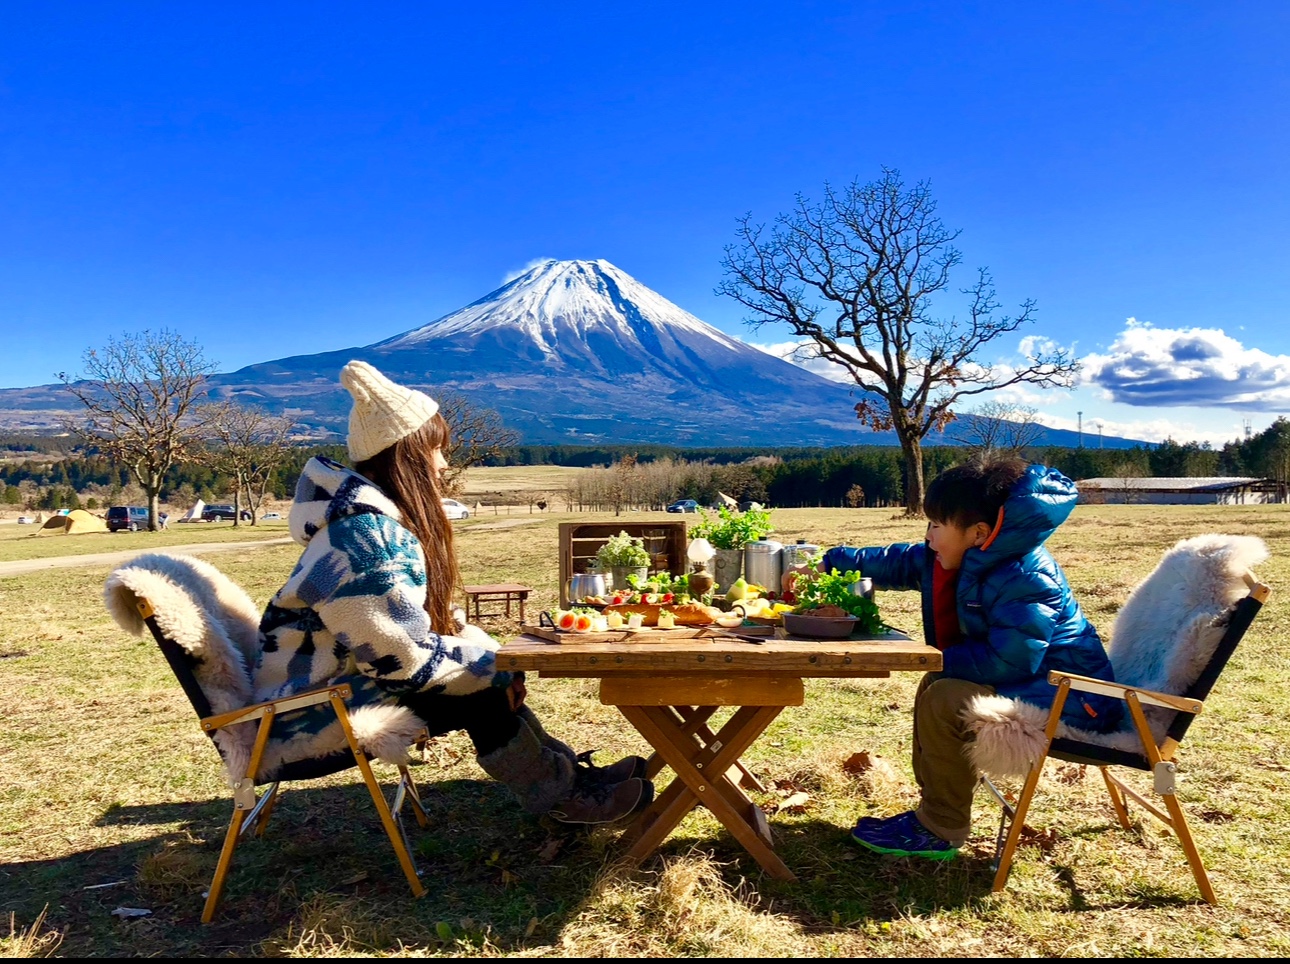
[971,464,1078,563]
[288,456,402,546]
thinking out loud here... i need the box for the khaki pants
[911,672,995,845]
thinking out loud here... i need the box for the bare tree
[718,169,1079,515]
[201,403,296,526]
[437,391,520,495]
[58,330,215,531]
[953,401,1047,456]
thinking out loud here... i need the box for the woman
[253,360,652,824]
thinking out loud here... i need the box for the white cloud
[502,258,557,284]
[1080,319,1290,410]
[745,338,854,382]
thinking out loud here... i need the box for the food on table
[603,601,723,627]
[605,609,625,629]
[798,604,850,619]
[714,612,745,628]
[572,612,594,633]
[556,610,577,631]
[656,610,676,629]
[789,566,886,635]
[627,613,644,630]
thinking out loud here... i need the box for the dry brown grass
[0,906,63,958]
[2,504,1290,956]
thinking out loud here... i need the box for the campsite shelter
[179,499,206,522]
[1076,477,1282,505]
[39,509,108,534]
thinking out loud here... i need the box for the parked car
[16,515,34,525]
[202,503,237,522]
[441,498,471,520]
[666,499,700,513]
[106,506,151,532]
[262,511,282,521]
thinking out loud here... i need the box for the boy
[790,457,1122,859]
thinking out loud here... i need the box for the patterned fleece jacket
[252,456,512,702]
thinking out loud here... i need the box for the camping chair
[104,553,431,923]
[969,534,1270,904]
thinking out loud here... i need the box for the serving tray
[521,623,776,644]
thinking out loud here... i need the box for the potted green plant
[596,530,651,592]
[688,506,774,590]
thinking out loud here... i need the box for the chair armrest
[1046,670,1204,715]
[200,683,356,733]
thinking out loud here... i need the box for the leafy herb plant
[688,506,774,550]
[793,567,886,634]
[596,531,651,568]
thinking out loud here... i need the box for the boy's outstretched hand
[782,563,821,594]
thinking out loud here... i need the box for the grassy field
[0,520,291,564]
[2,504,1289,957]
[459,465,584,500]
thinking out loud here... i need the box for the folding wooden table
[501,629,941,881]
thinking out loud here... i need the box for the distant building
[1077,477,1282,505]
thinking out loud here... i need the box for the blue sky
[2,2,1288,446]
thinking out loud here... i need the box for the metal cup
[849,578,874,600]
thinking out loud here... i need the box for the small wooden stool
[463,584,533,623]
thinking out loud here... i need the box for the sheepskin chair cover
[104,553,260,779]
[104,553,424,784]
[964,534,1269,778]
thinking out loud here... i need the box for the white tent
[179,499,206,522]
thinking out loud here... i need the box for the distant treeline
[5,425,1285,510]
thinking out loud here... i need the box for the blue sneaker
[850,811,959,861]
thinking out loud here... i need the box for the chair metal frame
[988,573,1270,904]
[136,595,431,923]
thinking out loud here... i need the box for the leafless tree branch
[718,168,1080,514]
[58,330,216,530]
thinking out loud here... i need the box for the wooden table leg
[644,706,719,780]
[675,705,767,793]
[619,703,796,881]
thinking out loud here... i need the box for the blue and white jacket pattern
[253,456,512,703]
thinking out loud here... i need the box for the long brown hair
[354,414,460,634]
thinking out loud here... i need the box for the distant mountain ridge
[0,258,1143,449]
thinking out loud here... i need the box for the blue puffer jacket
[823,464,1122,732]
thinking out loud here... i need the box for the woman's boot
[517,705,647,784]
[477,717,652,825]
[475,718,575,815]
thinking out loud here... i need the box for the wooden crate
[558,521,688,608]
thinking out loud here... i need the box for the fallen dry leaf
[842,751,878,776]
[776,791,811,814]
[1200,809,1235,823]
[1017,824,1060,852]
[536,837,564,862]
[1054,764,1086,784]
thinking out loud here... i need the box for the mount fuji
[0,258,1115,448]
[210,258,894,446]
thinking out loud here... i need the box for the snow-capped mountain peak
[377,258,748,355]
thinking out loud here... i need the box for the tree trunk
[898,431,926,517]
[146,484,161,532]
[232,473,243,528]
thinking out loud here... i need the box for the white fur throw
[966,534,1268,778]
[104,553,424,784]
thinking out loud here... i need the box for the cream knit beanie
[340,360,440,463]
